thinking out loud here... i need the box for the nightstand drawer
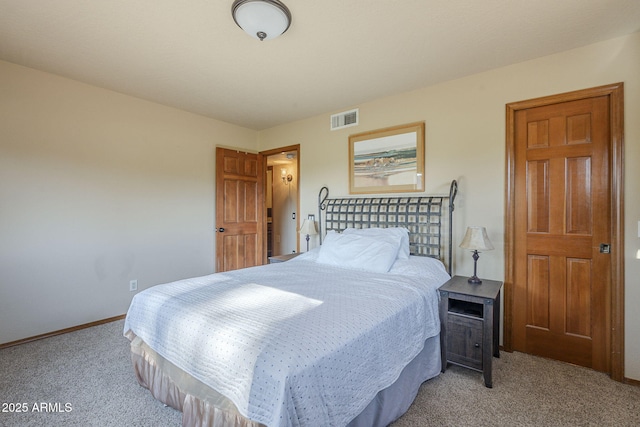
[446,315,483,370]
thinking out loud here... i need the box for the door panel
[526,160,549,232]
[216,148,263,272]
[513,96,611,371]
[526,255,550,329]
[566,157,591,234]
[566,258,591,337]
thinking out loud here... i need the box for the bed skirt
[126,330,441,427]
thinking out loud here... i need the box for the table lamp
[299,219,317,252]
[459,226,494,284]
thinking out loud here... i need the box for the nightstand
[268,253,302,264]
[438,275,502,388]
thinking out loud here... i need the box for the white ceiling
[1,0,638,130]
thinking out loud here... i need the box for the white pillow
[316,232,400,273]
[388,256,451,283]
[290,246,321,262]
[342,227,410,259]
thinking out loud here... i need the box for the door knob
[217,227,225,232]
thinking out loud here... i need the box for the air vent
[330,108,359,131]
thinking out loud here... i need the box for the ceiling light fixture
[231,0,292,41]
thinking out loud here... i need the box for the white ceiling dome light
[231,0,292,41]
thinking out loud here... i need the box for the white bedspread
[124,258,447,427]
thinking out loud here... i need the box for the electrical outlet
[129,280,138,292]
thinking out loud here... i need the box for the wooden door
[511,93,618,372]
[215,147,264,272]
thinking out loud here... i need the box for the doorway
[262,145,300,261]
[504,83,624,381]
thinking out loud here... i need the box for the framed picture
[349,122,425,194]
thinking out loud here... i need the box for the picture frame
[349,122,425,194]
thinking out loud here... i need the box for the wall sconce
[281,168,293,184]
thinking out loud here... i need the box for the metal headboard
[318,180,458,275]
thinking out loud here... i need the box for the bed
[124,181,458,427]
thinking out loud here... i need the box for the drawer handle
[474,343,480,348]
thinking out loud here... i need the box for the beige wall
[0,60,257,343]
[258,32,640,380]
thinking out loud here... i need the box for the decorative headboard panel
[318,180,458,275]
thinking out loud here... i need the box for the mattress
[124,253,449,426]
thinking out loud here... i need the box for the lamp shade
[459,226,494,251]
[232,0,292,41]
[299,219,317,236]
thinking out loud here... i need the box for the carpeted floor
[0,319,638,426]
[392,346,640,426]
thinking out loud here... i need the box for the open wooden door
[215,147,264,272]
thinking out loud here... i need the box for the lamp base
[468,275,482,284]
[468,250,482,284]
